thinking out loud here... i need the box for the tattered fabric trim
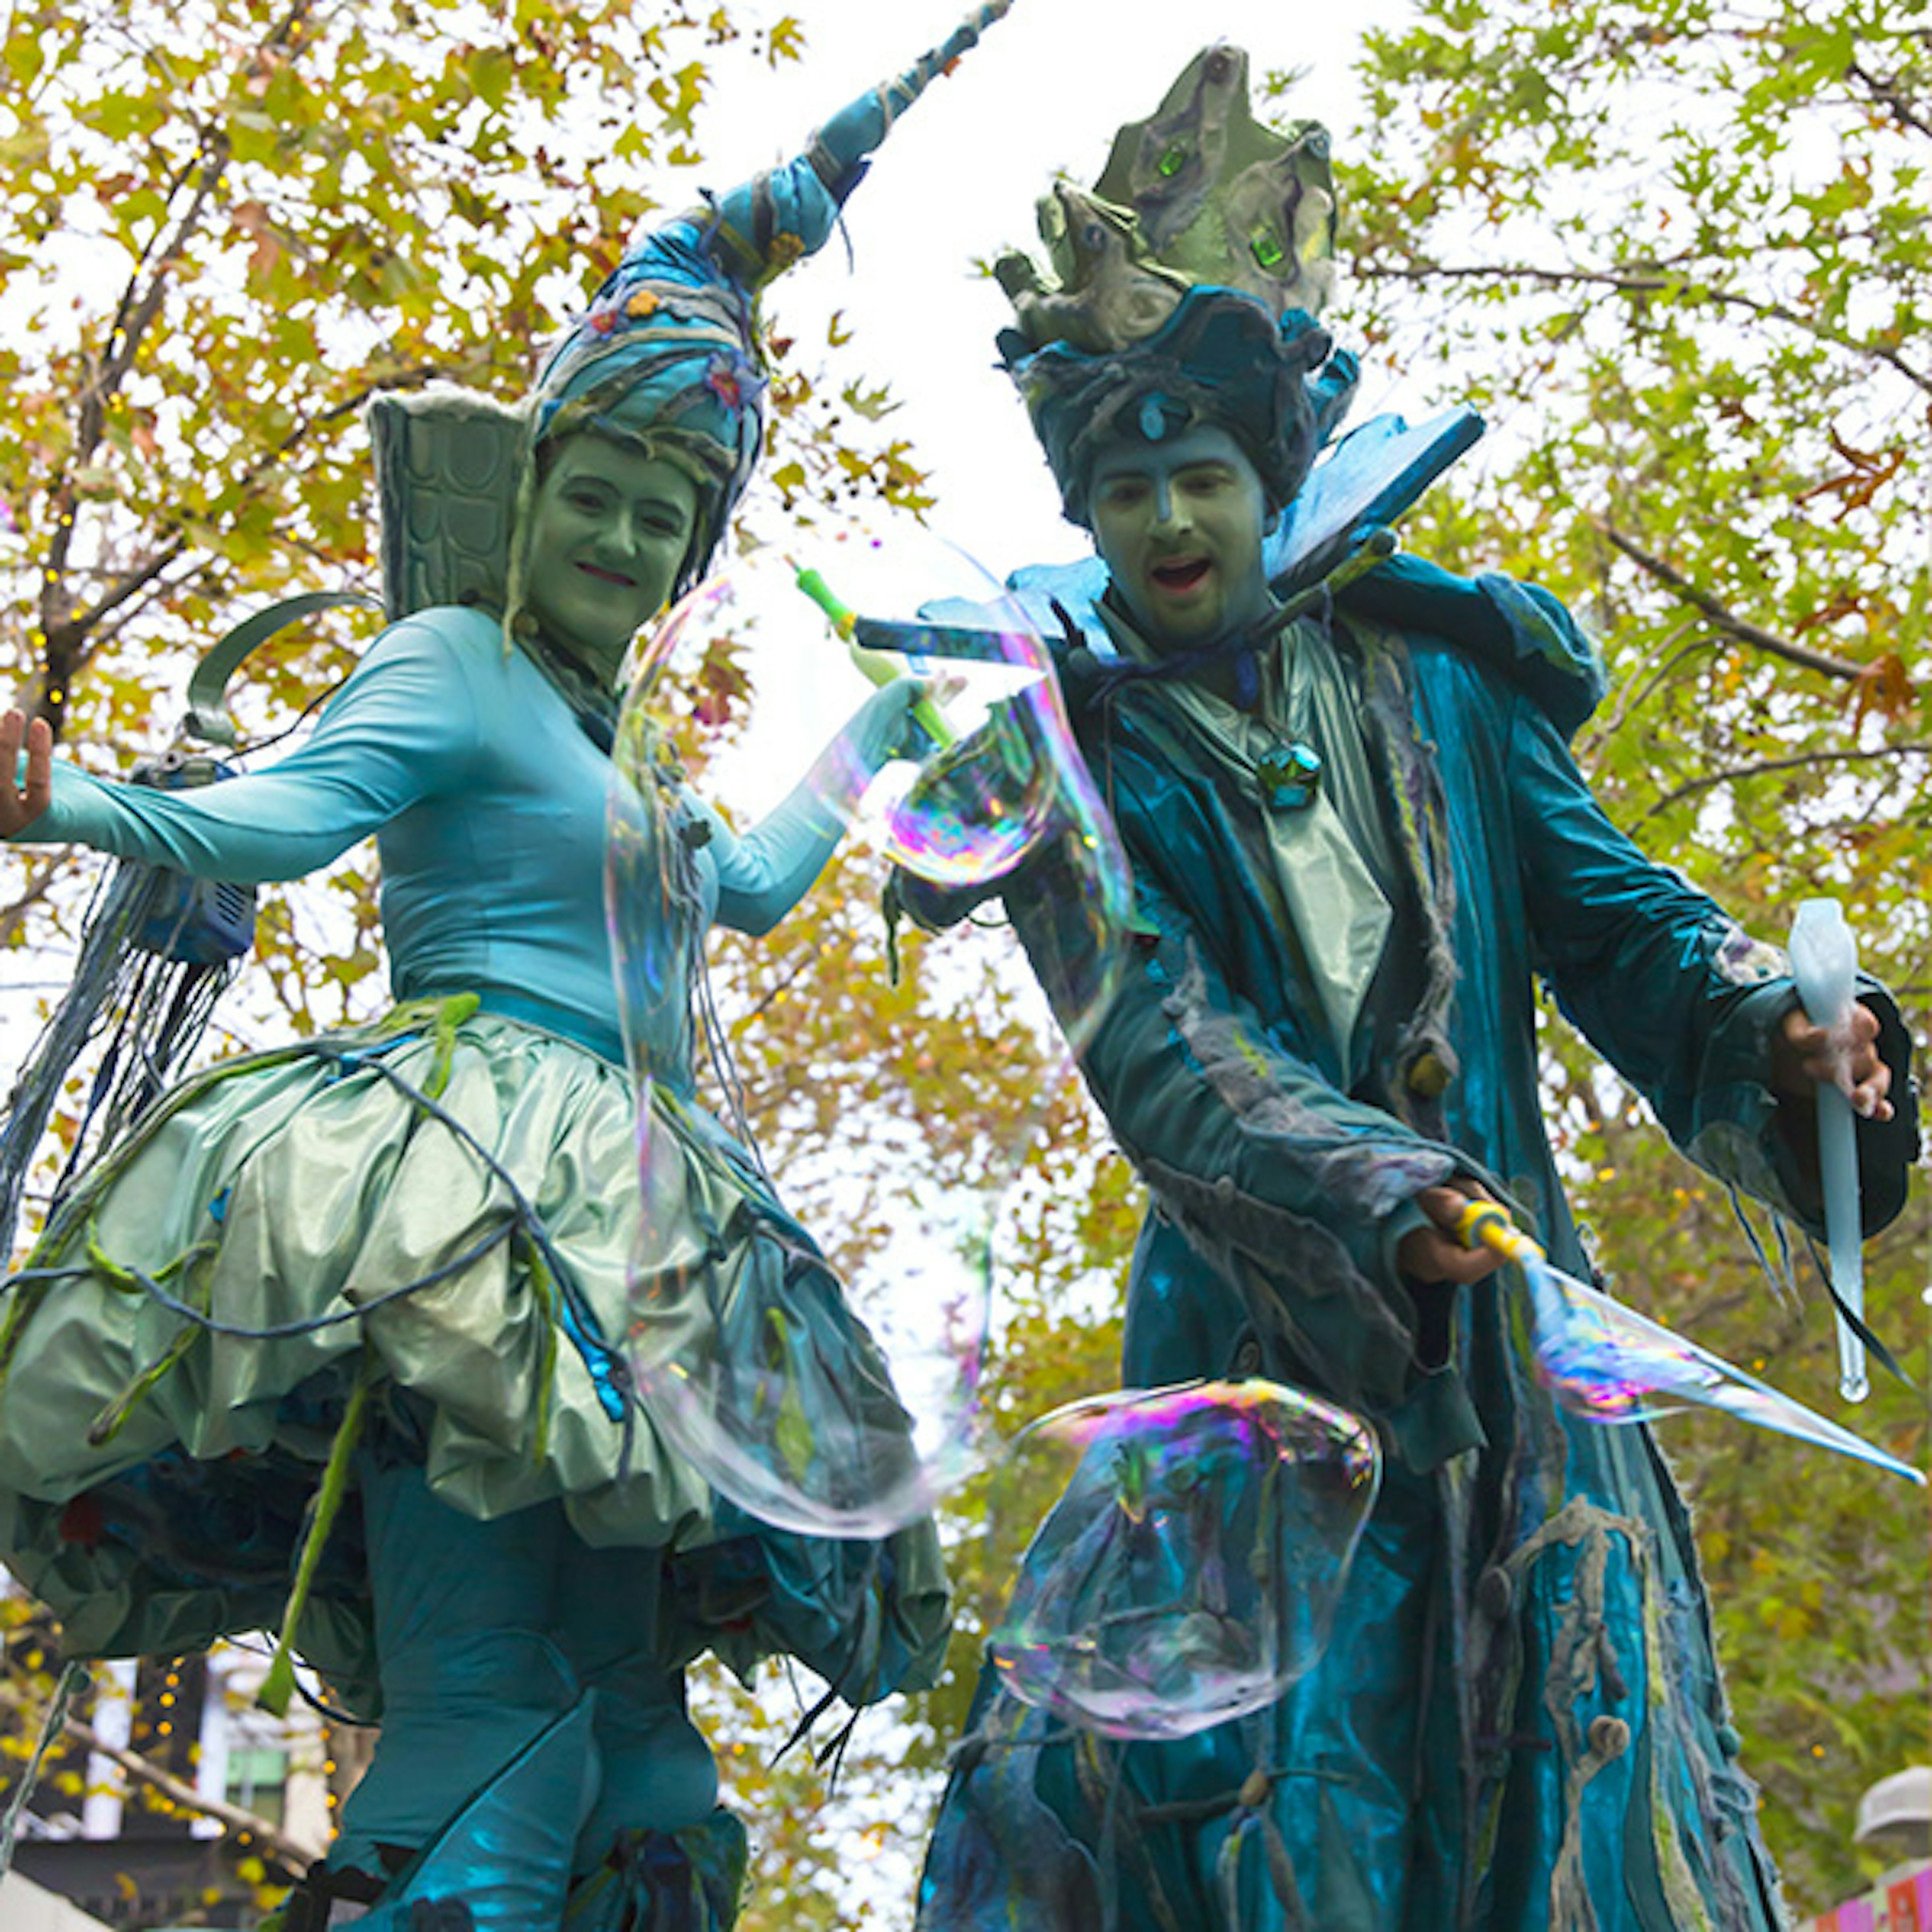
[82,1235,220,1448]
[562,1805,749,1930]
[258,1347,377,1719]
[1159,948,1456,1219]
[1135,1153,1417,1405]
[1346,617,1463,1136]
[1480,1494,1748,1932]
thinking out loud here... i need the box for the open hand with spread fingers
[0,708,51,838]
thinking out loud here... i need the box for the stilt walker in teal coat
[912,45,1918,1932]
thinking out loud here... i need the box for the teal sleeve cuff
[1683,977,1918,1240]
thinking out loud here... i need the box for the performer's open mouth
[1151,556,1211,593]
[577,561,638,587]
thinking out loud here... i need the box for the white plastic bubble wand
[1788,897,1870,1404]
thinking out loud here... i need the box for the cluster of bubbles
[603,541,1407,1739]
[987,1380,1383,1740]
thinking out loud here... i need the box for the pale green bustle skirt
[0,999,947,1709]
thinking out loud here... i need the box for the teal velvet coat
[916,554,1918,1932]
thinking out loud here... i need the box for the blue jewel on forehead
[1258,741,1322,811]
[1139,392,1174,441]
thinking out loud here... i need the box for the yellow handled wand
[1452,1196,1542,1268]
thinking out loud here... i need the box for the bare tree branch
[63,1713,324,1872]
[1576,618,1706,755]
[1355,257,1932,397]
[1846,59,1932,140]
[50,537,189,650]
[41,361,439,703]
[43,130,235,692]
[1592,521,1870,682]
[0,858,73,951]
[38,0,328,735]
[1636,741,1931,824]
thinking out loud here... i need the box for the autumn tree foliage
[1324,2,1929,1910]
[0,0,925,1014]
[5,1,1925,1926]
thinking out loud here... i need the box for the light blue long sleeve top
[14,605,849,1067]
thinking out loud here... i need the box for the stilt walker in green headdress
[911,45,1917,1932]
[0,9,1012,1927]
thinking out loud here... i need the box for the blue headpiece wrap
[1004,290,1356,526]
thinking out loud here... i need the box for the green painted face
[1089,425,1272,653]
[523,436,700,681]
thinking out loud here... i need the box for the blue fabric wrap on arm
[701,681,907,936]
[697,792,849,939]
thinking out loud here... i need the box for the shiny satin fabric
[0,1007,947,1710]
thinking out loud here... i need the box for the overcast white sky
[675,0,1414,577]
[601,0,1425,819]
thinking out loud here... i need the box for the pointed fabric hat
[375,3,1014,625]
[526,0,1015,600]
[996,43,1356,525]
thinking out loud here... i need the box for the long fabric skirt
[0,998,948,1717]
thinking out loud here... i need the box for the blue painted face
[1088,425,1272,652]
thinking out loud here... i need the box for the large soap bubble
[869,565,1132,1060]
[987,1380,1382,1740]
[606,534,1132,1538]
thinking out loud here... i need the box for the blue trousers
[333,1452,718,1881]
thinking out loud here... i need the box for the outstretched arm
[1511,695,1916,1236]
[1003,831,1496,1431]
[2,614,482,886]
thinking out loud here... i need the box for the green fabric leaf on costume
[766,1308,817,1485]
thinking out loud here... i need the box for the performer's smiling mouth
[577,562,638,587]
[1151,557,1211,592]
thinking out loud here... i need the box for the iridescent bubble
[988,1380,1383,1740]
[870,564,1133,1059]
[1514,1242,1925,1485]
[885,683,1062,889]
[606,535,1132,1537]
[607,581,721,1096]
